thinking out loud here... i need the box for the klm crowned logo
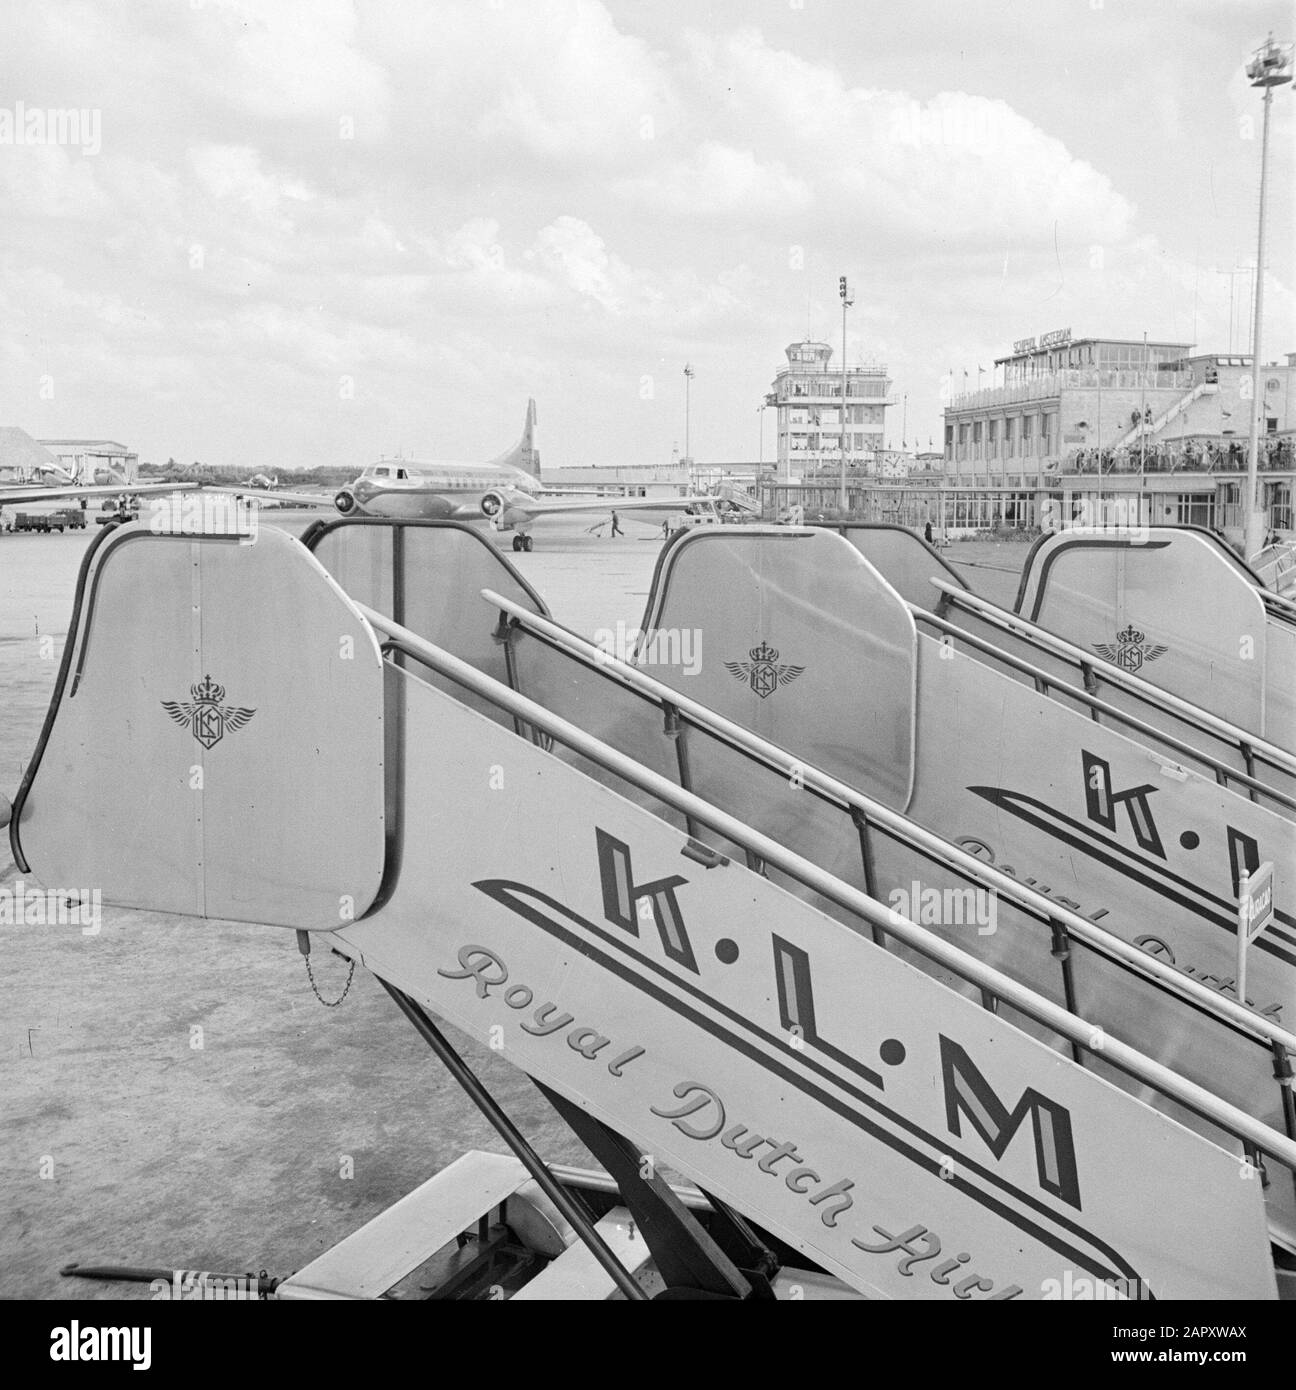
[724,641,805,700]
[1093,624,1167,675]
[162,675,256,750]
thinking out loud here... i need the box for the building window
[1176,494,1214,528]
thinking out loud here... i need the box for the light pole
[1244,34,1292,560]
[838,275,854,512]
[1096,347,1103,513]
[683,363,694,467]
[1140,330,1148,477]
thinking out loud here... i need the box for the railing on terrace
[946,439,1295,478]
[949,368,1195,411]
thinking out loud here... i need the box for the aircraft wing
[0,481,202,506]
[508,494,716,520]
[201,486,334,508]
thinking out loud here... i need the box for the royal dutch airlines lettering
[1082,751,1164,858]
[969,751,1293,972]
[477,827,1085,1215]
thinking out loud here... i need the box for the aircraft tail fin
[96,455,138,487]
[113,456,138,486]
[487,398,540,478]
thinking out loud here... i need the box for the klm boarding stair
[1251,539,1296,603]
[298,520,1296,1256]
[838,523,1296,810]
[1015,525,1296,741]
[8,520,1292,1299]
[627,531,1295,1158]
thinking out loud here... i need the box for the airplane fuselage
[340,459,543,521]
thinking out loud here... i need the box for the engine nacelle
[479,487,533,529]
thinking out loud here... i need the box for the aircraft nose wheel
[512,535,533,552]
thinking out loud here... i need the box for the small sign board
[1240,861,1274,941]
[1235,860,1274,1006]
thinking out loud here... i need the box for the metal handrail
[481,590,1296,1056]
[355,601,1296,1177]
[912,601,1294,814]
[909,602,1294,811]
[930,579,1296,776]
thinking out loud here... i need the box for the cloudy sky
[0,0,1291,472]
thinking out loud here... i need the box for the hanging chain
[297,930,356,1007]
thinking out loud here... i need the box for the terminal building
[543,462,690,498]
[935,330,1294,546]
[758,330,1294,548]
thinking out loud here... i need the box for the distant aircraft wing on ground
[202,486,334,507]
[495,493,717,523]
[0,481,203,506]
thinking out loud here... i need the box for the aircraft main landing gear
[512,535,534,552]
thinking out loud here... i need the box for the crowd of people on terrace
[1062,434,1293,475]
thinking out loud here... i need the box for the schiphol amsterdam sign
[1013,327,1072,355]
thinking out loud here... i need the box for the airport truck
[7,508,86,533]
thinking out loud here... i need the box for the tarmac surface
[0,506,1025,1299]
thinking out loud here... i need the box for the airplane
[328,399,719,551]
[0,451,195,513]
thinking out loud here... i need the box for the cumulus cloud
[529,216,649,313]
[472,0,671,162]
[615,142,812,217]
[202,0,390,125]
[679,30,1135,248]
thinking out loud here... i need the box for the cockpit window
[374,466,390,478]
[396,468,408,481]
